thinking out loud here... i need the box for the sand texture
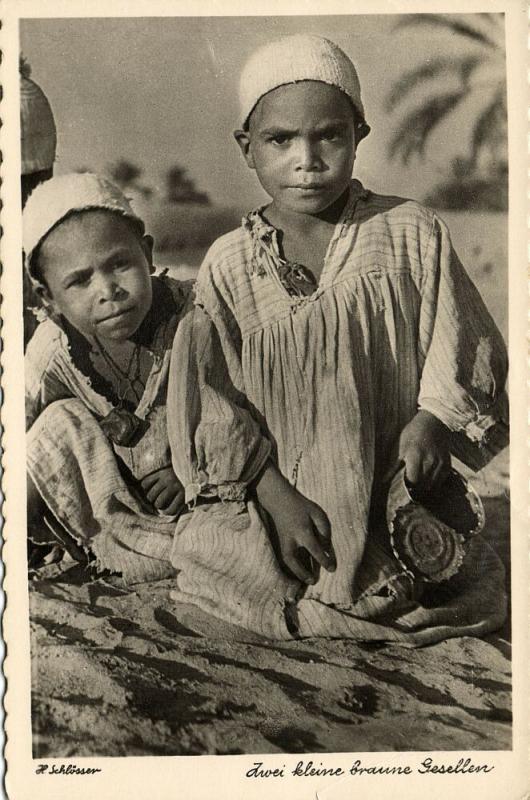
[28,452,511,758]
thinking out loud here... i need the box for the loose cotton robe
[168,181,509,644]
[26,275,191,582]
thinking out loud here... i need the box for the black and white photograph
[1,1,527,799]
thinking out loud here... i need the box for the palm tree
[386,13,507,178]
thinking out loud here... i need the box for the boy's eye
[320,129,341,141]
[66,272,91,288]
[268,134,290,146]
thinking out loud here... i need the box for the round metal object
[386,467,485,583]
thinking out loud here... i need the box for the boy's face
[37,210,153,343]
[235,81,357,216]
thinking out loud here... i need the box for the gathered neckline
[242,179,369,302]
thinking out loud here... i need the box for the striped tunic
[168,180,508,643]
[26,274,192,582]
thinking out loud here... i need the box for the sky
[20,13,505,212]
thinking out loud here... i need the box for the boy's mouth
[290,183,326,192]
[98,305,136,324]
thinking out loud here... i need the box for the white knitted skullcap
[20,75,57,175]
[239,34,369,138]
[23,172,144,273]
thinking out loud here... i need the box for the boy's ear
[34,283,57,314]
[233,130,255,169]
[141,234,154,267]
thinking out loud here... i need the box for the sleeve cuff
[184,480,248,507]
[184,438,272,508]
[419,396,509,471]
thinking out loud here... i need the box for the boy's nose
[295,139,322,171]
[96,274,125,302]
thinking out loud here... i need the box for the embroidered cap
[23,172,144,283]
[239,34,370,141]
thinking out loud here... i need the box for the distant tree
[386,14,507,208]
[107,159,153,199]
[424,156,507,211]
[165,165,210,205]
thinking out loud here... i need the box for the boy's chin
[274,186,350,217]
[97,326,138,343]
[74,313,145,344]
[95,317,144,343]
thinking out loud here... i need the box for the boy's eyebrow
[259,119,350,135]
[60,246,134,287]
[99,245,134,265]
[316,119,349,130]
[259,126,296,135]
[61,266,93,287]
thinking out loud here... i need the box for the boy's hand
[140,466,185,515]
[398,410,451,490]
[255,462,336,584]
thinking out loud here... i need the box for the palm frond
[470,87,507,162]
[459,54,486,84]
[388,89,468,164]
[385,55,483,111]
[395,14,500,49]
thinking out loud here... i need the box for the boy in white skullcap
[167,34,509,643]
[25,172,193,581]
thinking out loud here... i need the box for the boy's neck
[262,188,350,276]
[264,187,350,235]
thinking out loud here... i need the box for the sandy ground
[29,450,511,758]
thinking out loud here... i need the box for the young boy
[25,172,191,582]
[167,34,508,643]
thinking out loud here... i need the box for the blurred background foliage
[386,14,507,210]
[22,14,508,337]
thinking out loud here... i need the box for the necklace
[93,337,145,405]
[92,337,147,447]
[278,260,318,298]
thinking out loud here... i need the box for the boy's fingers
[284,550,315,585]
[145,481,164,504]
[310,506,331,541]
[303,525,335,571]
[431,459,450,489]
[154,486,178,510]
[304,536,335,573]
[308,510,335,571]
[382,457,404,486]
[311,508,334,549]
[404,450,422,486]
[141,471,163,490]
[158,493,183,516]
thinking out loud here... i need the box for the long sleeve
[417,214,508,469]
[167,275,271,506]
[25,321,74,431]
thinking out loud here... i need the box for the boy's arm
[397,409,451,489]
[416,214,508,471]
[167,283,271,508]
[25,321,74,430]
[254,460,336,584]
